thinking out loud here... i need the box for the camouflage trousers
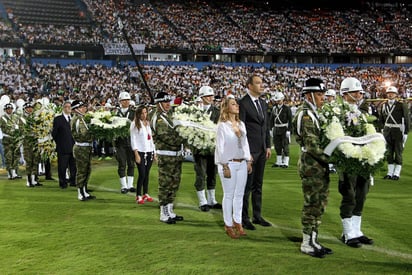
[298,152,330,235]
[3,138,20,171]
[23,141,38,175]
[157,155,183,206]
[73,145,92,188]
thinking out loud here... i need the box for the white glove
[286,131,291,143]
[403,134,408,147]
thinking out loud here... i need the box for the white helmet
[386,86,398,94]
[199,86,214,97]
[325,89,336,97]
[340,77,363,94]
[119,91,131,101]
[271,91,285,101]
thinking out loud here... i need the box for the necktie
[67,115,71,123]
[255,99,263,118]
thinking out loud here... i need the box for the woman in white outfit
[130,105,156,204]
[215,96,253,239]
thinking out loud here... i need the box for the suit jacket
[239,94,271,153]
[52,114,75,155]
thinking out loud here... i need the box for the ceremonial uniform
[379,86,410,180]
[0,104,22,179]
[151,92,185,224]
[270,92,292,168]
[20,103,41,187]
[71,100,95,201]
[193,85,221,212]
[293,78,331,258]
[115,91,136,194]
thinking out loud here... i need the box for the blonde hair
[219,96,240,122]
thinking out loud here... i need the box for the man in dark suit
[239,74,272,230]
[52,100,76,189]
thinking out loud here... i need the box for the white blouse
[215,120,251,165]
[130,120,155,153]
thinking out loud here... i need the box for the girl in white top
[130,105,156,204]
[215,96,253,239]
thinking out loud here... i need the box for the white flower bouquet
[172,104,217,155]
[319,98,386,178]
[33,104,57,161]
[84,110,131,141]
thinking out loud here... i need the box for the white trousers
[218,161,248,227]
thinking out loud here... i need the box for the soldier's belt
[75,142,93,147]
[274,123,288,127]
[384,123,401,128]
[156,150,182,157]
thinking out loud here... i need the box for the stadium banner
[102,43,146,55]
[221,47,237,54]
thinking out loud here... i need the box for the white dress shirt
[130,120,155,153]
[215,120,251,164]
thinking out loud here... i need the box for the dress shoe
[199,204,210,212]
[357,235,374,245]
[341,235,362,248]
[60,184,68,189]
[121,188,128,194]
[233,222,247,236]
[252,218,271,227]
[383,175,392,180]
[319,244,333,255]
[210,203,222,209]
[69,182,76,187]
[86,194,96,200]
[33,182,43,187]
[392,175,399,180]
[271,163,280,168]
[224,225,239,239]
[242,220,256,230]
[45,177,55,180]
[129,187,136,192]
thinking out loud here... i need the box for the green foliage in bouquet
[84,111,131,141]
[172,104,217,155]
[319,97,386,178]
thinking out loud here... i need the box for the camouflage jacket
[0,113,22,142]
[151,109,185,151]
[71,113,93,143]
[293,101,328,165]
[19,112,37,145]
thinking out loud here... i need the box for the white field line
[95,185,412,261]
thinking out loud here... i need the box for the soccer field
[0,141,411,274]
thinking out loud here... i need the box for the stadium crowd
[0,0,411,54]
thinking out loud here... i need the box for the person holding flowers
[114,91,136,194]
[151,91,185,224]
[293,78,332,258]
[20,101,42,187]
[71,100,96,201]
[337,77,377,248]
[130,105,156,204]
[215,95,252,239]
[193,86,221,212]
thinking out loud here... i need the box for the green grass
[1,141,411,274]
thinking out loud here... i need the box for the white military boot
[120,177,128,194]
[127,176,135,192]
[197,190,209,211]
[300,232,325,258]
[352,215,373,245]
[341,218,361,248]
[167,203,183,221]
[207,189,222,209]
[160,205,175,224]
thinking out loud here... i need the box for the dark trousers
[57,153,77,187]
[242,150,266,221]
[116,146,135,177]
[193,153,216,191]
[338,173,369,218]
[136,151,154,196]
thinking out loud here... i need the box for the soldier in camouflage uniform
[114,91,136,194]
[293,78,332,258]
[0,103,22,179]
[20,102,42,187]
[71,100,96,201]
[151,92,185,224]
